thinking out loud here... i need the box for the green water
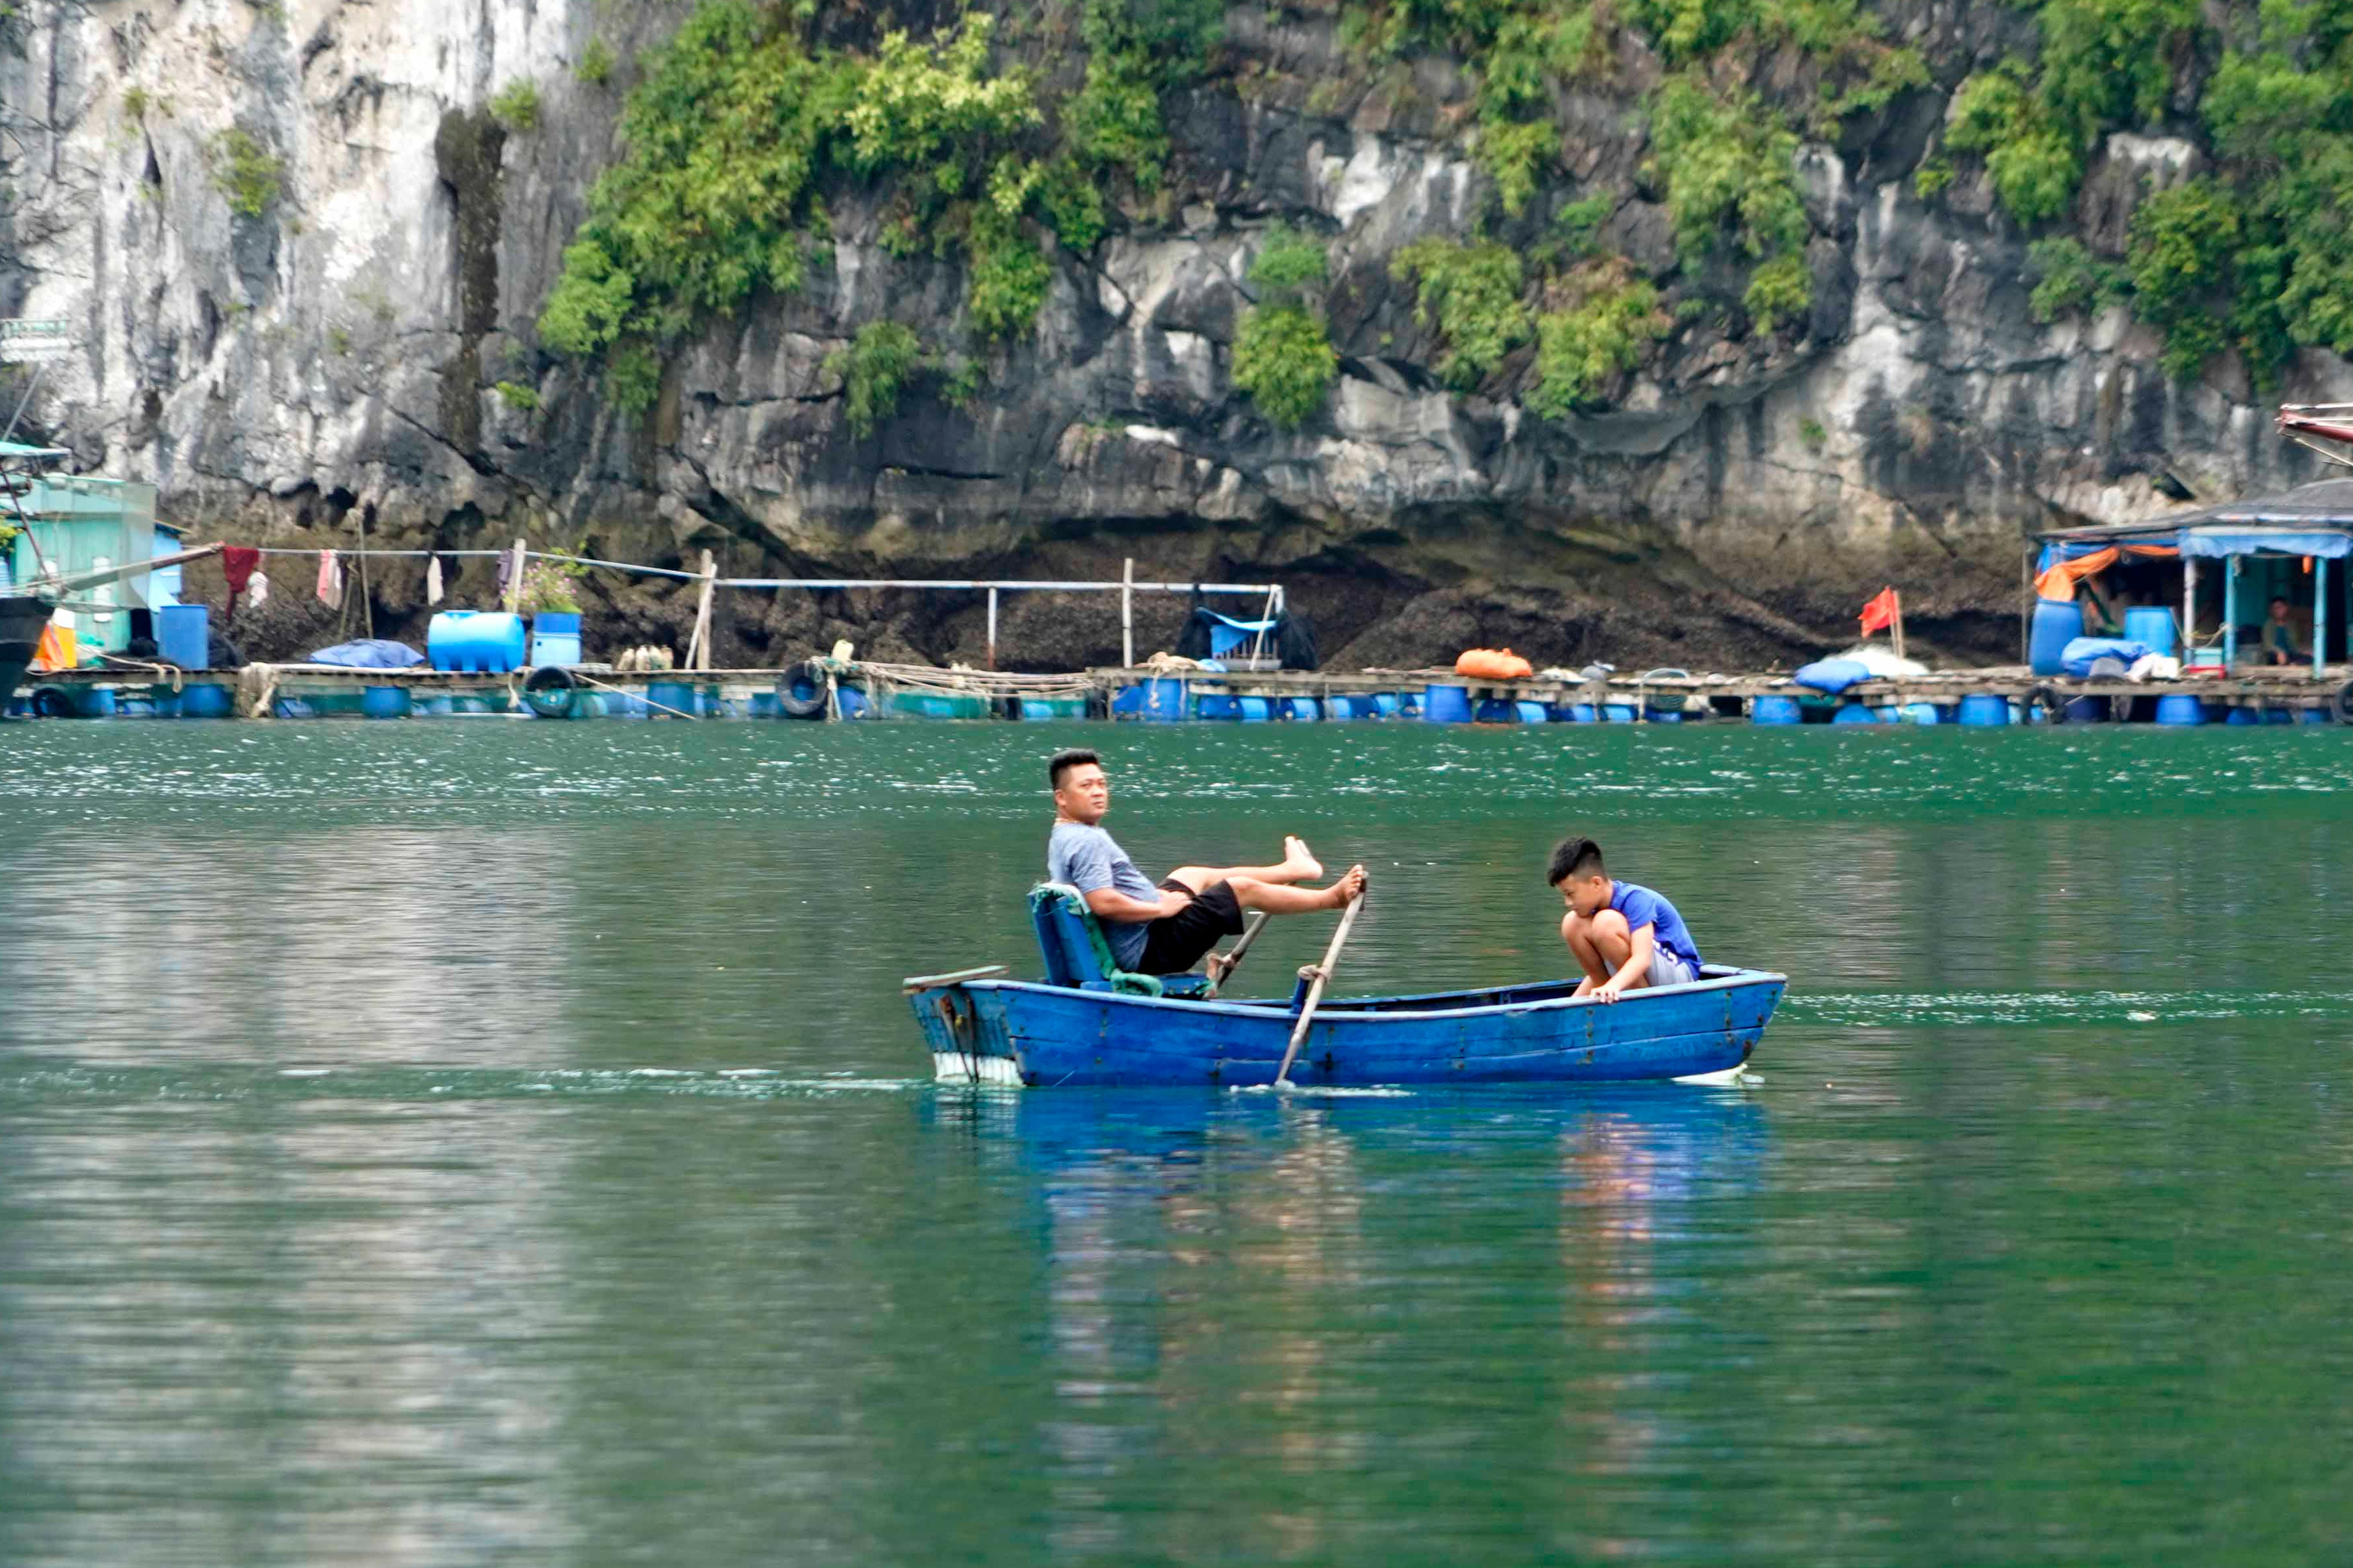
[4,720,2352,1564]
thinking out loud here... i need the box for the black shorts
[1137,878,1245,975]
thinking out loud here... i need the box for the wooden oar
[1204,912,1270,995]
[1274,892,1364,1088]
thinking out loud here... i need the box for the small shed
[2035,478,2353,674]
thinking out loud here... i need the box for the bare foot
[1282,835,1324,880]
[1325,865,1367,907]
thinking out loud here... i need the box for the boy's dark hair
[2271,596,2292,608]
[1049,748,1102,790]
[1547,835,1606,886]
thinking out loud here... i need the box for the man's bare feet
[1326,865,1367,907]
[1281,835,1324,880]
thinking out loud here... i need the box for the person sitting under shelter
[2263,596,2306,665]
[1045,748,1365,976]
[1547,835,1703,1003]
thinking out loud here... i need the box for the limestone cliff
[4,0,2348,672]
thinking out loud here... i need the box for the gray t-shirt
[1047,822,1159,970]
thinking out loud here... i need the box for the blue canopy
[2179,528,2353,560]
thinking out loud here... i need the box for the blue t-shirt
[1047,822,1159,970]
[1612,880,1702,968]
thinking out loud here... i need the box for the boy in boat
[1547,835,1703,1003]
[1047,748,1366,976]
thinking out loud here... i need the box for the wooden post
[2183,556,2198,651]
[2019,544,2032,665]
[355,511,372,640]
[1890,590,1905,662]
[986,586,998,670]
[686,549,716,671]
[505,537,526,613]
[1121,558,1134,669]
[2225,555,2239,670]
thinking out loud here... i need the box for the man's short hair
[2272,596,2292,609]
[1049,748,1102,790]
[1547,835,1606,886]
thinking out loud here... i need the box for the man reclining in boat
[1046,748,1367,976]
[1549,835,1703,1002]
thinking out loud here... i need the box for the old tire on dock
[777,660,830,719]
[30,686,71,718]
[522,665,583,720]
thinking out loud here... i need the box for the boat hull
[0,595,48,713]
[910,968,1785,1089]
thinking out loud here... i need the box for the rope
[570,669,700,721]
[96,653,184,693]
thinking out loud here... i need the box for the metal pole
[2019,544,2032,664]
[986,586,998,670]
[2183,556,2197,652]
[504,537,526,613]
[2316,556,2329,679]
[2225,556,2238,671]
[1121,558,1134,669]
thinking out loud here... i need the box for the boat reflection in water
[924,1085,1769,1559]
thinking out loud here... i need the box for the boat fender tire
[775,659,830,719]
[2110,694,2137,725]
[1084,687,1110,721]
[2331,680,2353,725]
[2029,683,2064,724]
[522,664,581,719]
[31,686,71,718]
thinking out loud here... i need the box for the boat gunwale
[925,966,1789,1025]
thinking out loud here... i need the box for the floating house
[2034,478,2353,676]
[1,444,179,657]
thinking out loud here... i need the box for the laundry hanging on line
[317,548,343,609]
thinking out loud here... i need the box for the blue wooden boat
[906,885,1786,1089]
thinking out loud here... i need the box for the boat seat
[1028,883,1211,999]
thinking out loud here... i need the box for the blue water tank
[428,611,527,673]
[1753,696,1802,725]
[2154,695,2204,726]
[157,603,209,670]
[2029,599,2085,676]
[1957,694,2011,727]
[2122,605,2176,659]
[1422,684,1471,723]
[530,613,582,668]
[361,686,411,719]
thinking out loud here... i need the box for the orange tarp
[2034,543,2179,601]
[1454,648,1534,679]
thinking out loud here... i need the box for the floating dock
[9,657,2350,727]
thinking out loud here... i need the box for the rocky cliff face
[5,0,2348,672]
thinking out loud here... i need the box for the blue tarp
[2059,637,2149,677]
[307,638,425,668]
[1793,658,1873,693]
[2179,529,2353,559]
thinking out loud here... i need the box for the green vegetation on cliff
[1234,225,1338,427]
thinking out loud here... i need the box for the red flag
[1858,587,1899,636]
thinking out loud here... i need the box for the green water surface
[3,719,2350,1565]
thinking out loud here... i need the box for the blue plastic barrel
[1603,703,1637,723]
[428,610,527,673]
[1957,694,2010,727]
[180,685,233,719]
[1753,696,1802,725]
[1422,684,1471,723]
[1372,693,1401,717]
[648,679,700,718]
[1284,697,1322,721]
[1140,678,1188,722]
[1473,697,1515,723]
[1899,702,1943,725]
[2122,606,2177,659]
[2299,706,2330,724]
[1832,702,1880,725]
[73,687,118,719]
[1514,700,1548,724]
[2154,695,2204,725]
[2029,598,2086,676]
[158,603,209,670]
[1645,706,1685,724]
[2063,696,2108,723]
[361,686,411,719]
[836,686,870,719]
[2226,704,2261,726]
[1237,697,1270,722]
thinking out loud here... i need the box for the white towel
[426,554,444,605]
[248,571,270,607]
